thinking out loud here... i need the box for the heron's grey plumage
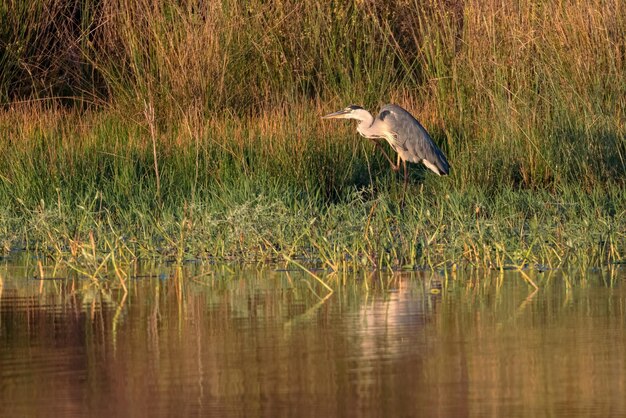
[376,104,449,175]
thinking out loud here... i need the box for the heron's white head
[321,105,372,123]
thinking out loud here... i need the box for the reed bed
[1,0,625,272]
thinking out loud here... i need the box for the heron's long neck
[355,111,377,138]
[356,111,385,139]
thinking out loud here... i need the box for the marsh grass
[0,101,624,272]
[1,0,626,273]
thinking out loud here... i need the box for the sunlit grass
[1,0,625,271]
[1,100,624,271]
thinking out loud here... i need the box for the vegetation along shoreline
[1,1,624,272]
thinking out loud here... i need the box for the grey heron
[322,104,450,190]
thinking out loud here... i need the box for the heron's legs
[370,140,400,171]
[397,160,408,207]
[402,160,409,196]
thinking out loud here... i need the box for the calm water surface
[1,259,625,417]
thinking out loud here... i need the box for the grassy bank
[0,105,624,271]
[1,1,625,271]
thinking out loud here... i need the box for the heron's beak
[321,109,350,119]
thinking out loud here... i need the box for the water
[1,259,625,417]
